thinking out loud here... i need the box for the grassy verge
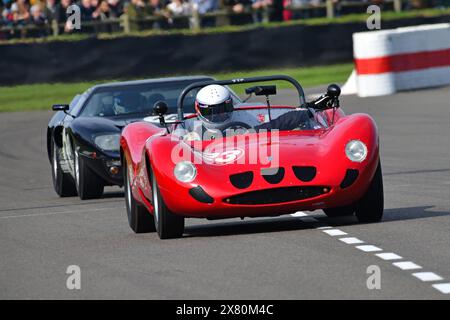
[0,63,353,113]
[1,8,450,45]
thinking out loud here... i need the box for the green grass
[0,81,98,113]
[1,8,449,45]
[0,63,353,113]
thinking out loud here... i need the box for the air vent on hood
[292,166,317,182]
[230,171,254,189]
[261,167,285,184]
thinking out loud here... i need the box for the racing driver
[194,84,311,132]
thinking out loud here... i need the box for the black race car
[47,76,213,199]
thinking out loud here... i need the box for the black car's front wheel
[51,139,77,197]
[124,157,155,233]
[74,149,104,200]
[355,160,384,223]
[150,168,184,239]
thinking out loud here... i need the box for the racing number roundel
[203,149,244,165]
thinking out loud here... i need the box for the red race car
[120,76,383,239]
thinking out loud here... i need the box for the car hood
[150,113,379,204]
[72,116,145,135]
[71,116,148,157]
[185,129,332,170]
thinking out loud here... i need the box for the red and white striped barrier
[342,23,450,97]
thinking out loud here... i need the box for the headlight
[345,140,367,162]
[94,134,120,151]
[174,161,197,183]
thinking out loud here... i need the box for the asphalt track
[1,85,450,299]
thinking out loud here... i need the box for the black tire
[355,160,384,223]
[324,205,355,218]
[150,168,184,239]
[74,149,104,200]
[124,159,155,233]
[51,139,77,197]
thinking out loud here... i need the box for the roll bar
[177,75,306,120]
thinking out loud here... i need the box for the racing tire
[355,160,384,223]
[51,139,77,197]
[124,159,156,233]
[74,149,104,200]
[150,168,184,239]
[323,205,355,218]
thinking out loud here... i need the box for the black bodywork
[47,76,213,196]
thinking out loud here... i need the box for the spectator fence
[0,0,436,39]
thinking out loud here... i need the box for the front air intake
[340,169,359,188]
[189,186,214,204]
[223,186,329,205]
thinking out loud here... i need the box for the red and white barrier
[342,23,450,97]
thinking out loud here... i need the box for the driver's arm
[254,110,310,131]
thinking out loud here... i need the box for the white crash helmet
[195,85,234,123]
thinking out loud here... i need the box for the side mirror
[52,104,69,111]
[153,101,168,116]
[245,85,277,96]
[153,101,170,133]
[327,84,341,98]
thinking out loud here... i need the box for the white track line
[375,252,403,261]
[392,261,422,270]
[412,272,443,282]
[322,229,348,236]
[339,237,364,244]
[432,283,450,294]
[290,211,450,295]
[356,245,383,252]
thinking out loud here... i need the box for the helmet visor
[198,99,234,123]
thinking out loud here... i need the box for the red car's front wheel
[355,160,384,223]
[150,167,184,239]
[124,157,155,233]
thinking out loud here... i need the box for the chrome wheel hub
[74,150,80,189]
[126,168,132,210]
[53,143,58,178]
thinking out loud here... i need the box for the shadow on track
[102,191,125,199]
[184,217,314,238]
[184,206,450,238]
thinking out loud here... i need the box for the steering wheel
[214,121,252,133]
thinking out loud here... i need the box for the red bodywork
[120,107,379,219]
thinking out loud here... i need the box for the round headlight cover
[345,140,368,162]
[174,161,197,183]
[94,134,120,151]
